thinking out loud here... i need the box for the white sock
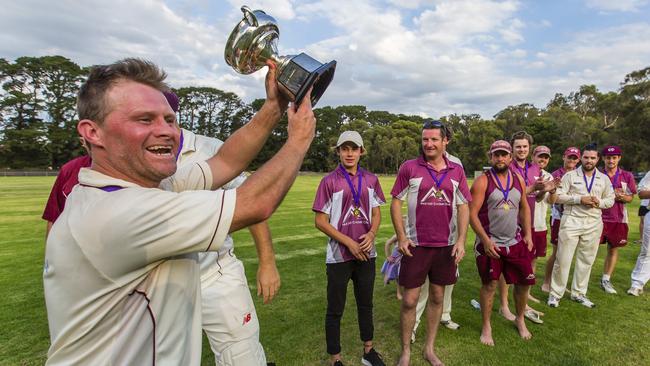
[602,274,611,282]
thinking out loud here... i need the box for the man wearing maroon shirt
[599,145,637,294]
[391,120,470,366]
[498,131,548,319]
[542,147,580,292]
[470,140,534,346]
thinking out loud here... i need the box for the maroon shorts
[399,245,458,289]
[599,222,629,248]
[550,217,561,245]
[475,240,536,286]
[532,230,548,258]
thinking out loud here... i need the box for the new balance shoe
[361,348,385,366]
[600,279,617,294]
[627,287,643,296]
[547,294,560,308]
[570,294,596,308]
[441,319,460,330]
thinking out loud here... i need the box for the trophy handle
[241,6,258,27]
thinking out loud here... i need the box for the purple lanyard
[425,165,448,191]
[515,161,529,185]
[608,168,620,189]
[583,170,596,194]
[339,164,362,208]
[491,168,511,203]
[176,130,184,162]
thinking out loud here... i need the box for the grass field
[1,175,649,366]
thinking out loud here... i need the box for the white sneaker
[600,279,617,294]
[441,319,460,330]
[570,294,596,308]
[627,287,643,296]
[547,294,560,308]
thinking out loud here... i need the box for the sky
[1,0,649,118]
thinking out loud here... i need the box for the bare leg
[542,245,557,292]
[528,258,540,303]
[498,276,515,321]
[398,287,421,366]
[397,285,403,300]
[604,246,618,277]
[513,285,532,340]
[480,281,497,346]
[423,284,445,366]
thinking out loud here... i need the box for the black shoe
[333,360,344,366]
[362,348,385,366]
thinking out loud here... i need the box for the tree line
[1,56,648,174]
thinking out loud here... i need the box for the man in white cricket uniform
[548,144,615,308]
[43,58,316,365]
[177,129,279,365]
[628,171,650,296]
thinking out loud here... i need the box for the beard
[492,164,509,173]
[582,163,595,172]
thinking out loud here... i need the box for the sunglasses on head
[423,120,444,129]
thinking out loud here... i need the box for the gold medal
[504,203,510,211]
[353,207,360,217]
[435,191,443,198]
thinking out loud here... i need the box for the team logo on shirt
[343,205,369,223]
[420,186,451,206]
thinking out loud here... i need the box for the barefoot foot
[498,307,516,321]
[515,318,532,340]
[541,283,550,293]
[423,350,444,366]
[480,326,495,346]
[397,352,410,366]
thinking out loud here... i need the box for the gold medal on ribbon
[504,203,510,211]
[435,191,443,199]
[353,207,361,217]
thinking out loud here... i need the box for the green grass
[1,176,649,366]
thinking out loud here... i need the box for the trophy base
[277,53,336,107]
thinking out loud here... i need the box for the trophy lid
[225,6,281,74]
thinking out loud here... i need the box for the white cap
[336,131,364,149]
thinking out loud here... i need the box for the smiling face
[421,128,448,162]
[85,80,180,187]
[534,154,550,169]
[512,138,530,163]
[337,142,362,170]
[563,154,579,170]
[604,154,621,171]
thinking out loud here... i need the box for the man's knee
[215,337,267,366]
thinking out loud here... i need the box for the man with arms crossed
[628,171,650,296]
[598,145,637,294]
[547,144,615,308]
[542,147,580,292]
[391,120,470,366]
[313,131,386,366]
[43,58,316,365]
[469,140,535,346]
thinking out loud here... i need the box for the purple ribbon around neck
[583,169,596,194]
[425,165,448,192]
[491,168,511,203]
[176,130,184,162]
[339,164,362,208]
[610,168,620,189]
[515,161,529,185]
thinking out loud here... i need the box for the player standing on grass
[598,146,637,295]
[42,91,280,365]
[547,144,615,308]
[391,119,470,366]
[542,147,580,292]
[43,58,315,365]
[313,131,386,366]
[628,171,650,296]
[469,140,535,346]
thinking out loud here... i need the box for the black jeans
[325,258,376,355]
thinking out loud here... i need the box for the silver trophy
[225,6,336,106]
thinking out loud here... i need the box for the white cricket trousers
[413,280,454,333]
[201,254,266,366]
[630,214,650,289]
[550,215,603,298]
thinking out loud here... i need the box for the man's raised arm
[206,62,290,189]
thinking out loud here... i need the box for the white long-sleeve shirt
[555,166,615,220]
